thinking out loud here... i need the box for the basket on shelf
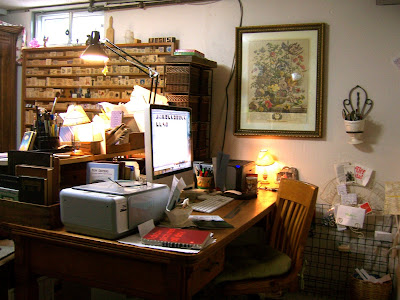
[349,274,392,300]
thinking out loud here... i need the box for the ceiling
[0,0,87,11]
[0,0,397,14]
[0,0,214,13]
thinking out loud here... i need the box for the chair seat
[214,245,292,284]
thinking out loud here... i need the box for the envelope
[335,205,365,228]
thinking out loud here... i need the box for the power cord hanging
[221,0,243,152]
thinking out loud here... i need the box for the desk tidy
[342,85,374,144]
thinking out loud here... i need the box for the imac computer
[144,104,194,188]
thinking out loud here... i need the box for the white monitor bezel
[144,104,193,187]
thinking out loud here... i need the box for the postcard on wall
[336,205,365,229]
[334,163,373,186]
[384,181,400,215]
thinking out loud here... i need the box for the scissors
[342,85,373,120]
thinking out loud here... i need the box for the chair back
[269,179,318,263]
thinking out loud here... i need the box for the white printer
[60,181,169,239]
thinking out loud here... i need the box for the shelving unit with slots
[21,42,177,136]
[165,55,217,160]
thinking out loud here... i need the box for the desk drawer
[191,248,224,294]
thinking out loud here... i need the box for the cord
[221,0,243,152]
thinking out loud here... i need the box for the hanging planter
[342,85,374,144]
[344,119,365,144]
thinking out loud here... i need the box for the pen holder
[37,136,60,150]
[166,206,193,227]
[197,176,213,190]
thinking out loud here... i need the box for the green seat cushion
[214,245,292,284]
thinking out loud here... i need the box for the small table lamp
[255,149,275,187]
[62,104,91,155]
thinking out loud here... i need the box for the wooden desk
[0,239,15,299]
[9,190,276,300]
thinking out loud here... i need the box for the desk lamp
[80,31,159,104]
[62,104,91,156]
[255,149,275,187]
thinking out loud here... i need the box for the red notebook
[141,227,212,250]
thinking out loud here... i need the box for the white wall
[2,0,400,193]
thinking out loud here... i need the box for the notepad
[141,227,212,250]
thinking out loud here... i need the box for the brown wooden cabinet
[0,26,23,152]
[165,55,217,160]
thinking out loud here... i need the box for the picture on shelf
[19,131,36,151]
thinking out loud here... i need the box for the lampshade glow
[62,105,91,127]
[80,31,109,62]
[255,149,275,166]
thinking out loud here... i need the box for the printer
[60,181,169,239]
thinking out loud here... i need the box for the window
[34,10,104,46]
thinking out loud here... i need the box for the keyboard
[191,195,234,213]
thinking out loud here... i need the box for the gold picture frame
[234,23,326,137]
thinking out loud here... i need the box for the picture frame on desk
[234,23,325,138]
[19,131,36,151]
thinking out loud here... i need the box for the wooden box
[80,141,101,155]
[0,198,62,229]
[129,132,144,150]
[106,143,131,154]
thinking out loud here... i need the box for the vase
[344,119,365,144]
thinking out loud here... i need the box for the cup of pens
[195,165,213,190]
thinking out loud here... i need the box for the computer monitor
[144,104,194,188]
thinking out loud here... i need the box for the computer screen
[144,104,194,188]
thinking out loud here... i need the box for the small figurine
[43,36,49,47]
[85,89,91,98]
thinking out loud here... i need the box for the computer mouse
[225,190,242,196]
[223,190,243,198]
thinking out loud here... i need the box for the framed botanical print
[234,23,326,137]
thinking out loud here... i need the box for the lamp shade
[80,31,109,62]
[255,149,275,166]
[62,105,91,127]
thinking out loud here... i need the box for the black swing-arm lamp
[80,31,159,104]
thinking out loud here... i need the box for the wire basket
[349,274,392,300]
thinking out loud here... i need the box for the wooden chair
[216,178,319,298]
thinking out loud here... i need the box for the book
[174,49,205,57]
[141,227,212,250]
[0,186,19,202]
[8,151,53,175]
[15,164,54,205]
[0,174,20,190]
[19,131,36,151]
[19,175,48,205]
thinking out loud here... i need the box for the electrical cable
[221,0,243,152]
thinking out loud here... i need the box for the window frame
[32,9,104,46]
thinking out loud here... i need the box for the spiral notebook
[141,227,212,250]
